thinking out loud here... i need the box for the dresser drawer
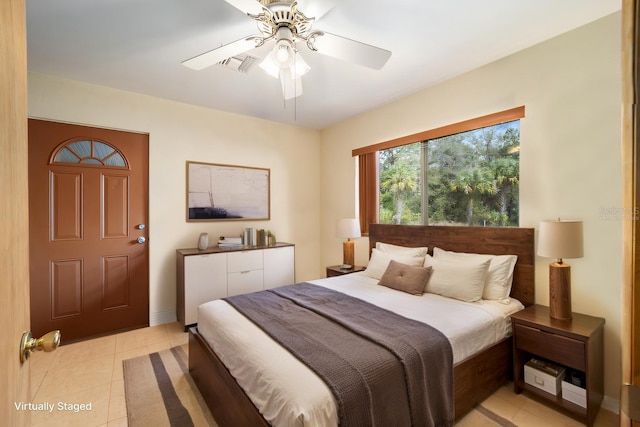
[227,250,263,273]
[514,324,585,371]
[227,270,263,296]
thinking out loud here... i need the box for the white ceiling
[26,0,621,130]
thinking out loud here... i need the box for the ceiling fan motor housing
[255,1,314,39]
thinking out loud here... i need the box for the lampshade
[537,219,584,260]
[336,218,361,239]
[259,41,310,79]
[259,44,309,100]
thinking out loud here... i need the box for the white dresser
[176,243,295,329]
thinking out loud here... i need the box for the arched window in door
[50,139,128,168]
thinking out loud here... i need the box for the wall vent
[217,54,259,73]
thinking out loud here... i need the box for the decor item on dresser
[218,236,242,249]
[335,218,361,269]
[537,219,584,320]
[241,228,273,246]
[186,161,270,222]
[197,232,208,250]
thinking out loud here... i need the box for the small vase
[197,233,208,250]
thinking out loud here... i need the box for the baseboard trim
[150,310,176,326]
[601,395,620,414]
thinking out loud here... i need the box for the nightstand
[326,265,366,277]
[511,305,604,426]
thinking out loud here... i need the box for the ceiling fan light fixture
[260,38,296,78]
[274,41,294,66]
[293,52,310,77]
[259,53,280,78]
[260,40,310,80]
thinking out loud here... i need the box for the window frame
[353,106,525,234]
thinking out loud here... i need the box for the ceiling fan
[182,0,392,99]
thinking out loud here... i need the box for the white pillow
[376,242,429,257]
[432,247,517,300]
[423,255,491,302]
[364,248,425,280]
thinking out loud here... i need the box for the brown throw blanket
[224,283,454,427]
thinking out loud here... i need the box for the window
[354,107,524,232]
[379,121,519,226]
[51,139,128,168]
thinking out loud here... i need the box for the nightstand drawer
[514,324,586,371]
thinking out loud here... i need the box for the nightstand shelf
[511,305,604,426]
[517,380,588,417]
[326,265,366,277]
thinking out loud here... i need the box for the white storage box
[524,358,565,396]
[562,380,587,408]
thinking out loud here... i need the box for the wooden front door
[28,119,149,343]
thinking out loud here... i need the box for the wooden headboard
[368,224,535,307]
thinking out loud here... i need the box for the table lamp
[336,218,361,269]
[537,219,584,320]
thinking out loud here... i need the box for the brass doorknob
[19,330,61,363]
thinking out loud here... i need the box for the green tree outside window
[378,121,520,226]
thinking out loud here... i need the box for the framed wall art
[186,161,270,221]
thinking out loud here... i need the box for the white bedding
[197,273,523,427]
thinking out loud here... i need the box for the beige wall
[27,73,323,325]
[320,12,623,409]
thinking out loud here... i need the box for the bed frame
[189,224,535,426]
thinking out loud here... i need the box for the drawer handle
[522,325,555,336]
[241,270,250,274]
[538,329,563,339]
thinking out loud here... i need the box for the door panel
[51,171,83,240]
[103,174,129,237]
[28,119,149,343]
[51,259,83,318]
[102,255,130,309]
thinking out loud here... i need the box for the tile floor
[28,323,619,427]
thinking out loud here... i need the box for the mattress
[197,273,523,427]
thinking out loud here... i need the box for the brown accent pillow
[378,260,433,295]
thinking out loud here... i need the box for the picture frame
[186,161,270,221]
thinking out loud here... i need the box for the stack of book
[218,237,243,249]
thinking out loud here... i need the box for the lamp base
[549,262,572,320]
[343,239,355,268]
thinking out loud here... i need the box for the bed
[188,224,535,426]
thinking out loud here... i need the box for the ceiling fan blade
[311,31,391,70]
[182,37,257,71]
[223,0,264,16]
